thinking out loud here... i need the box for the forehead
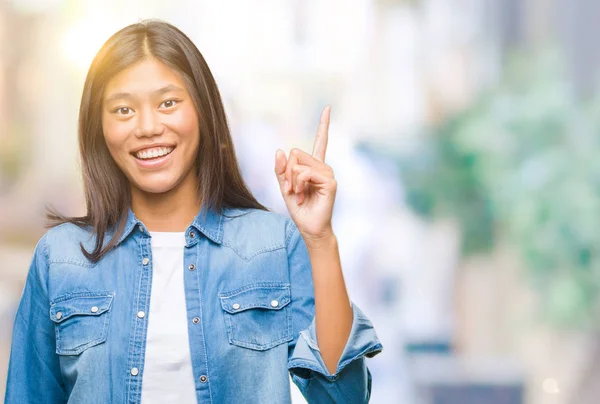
[103,58,188,99]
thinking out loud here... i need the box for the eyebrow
[104,84,185,104]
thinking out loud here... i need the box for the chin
[134,179,179,195]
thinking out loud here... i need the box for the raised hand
[274,106,337,241]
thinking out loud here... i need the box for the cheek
[172,106,199,136]
[102,118,131,157]
[171,106,200,150]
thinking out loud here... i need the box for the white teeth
[135,146,174,160]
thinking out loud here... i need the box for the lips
[134,146,175,160]
[131,145,176,169]
[130,143,176,155]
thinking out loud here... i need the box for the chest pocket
[50,292,114,355]
[218,283,293,351]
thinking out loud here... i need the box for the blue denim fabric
[5,206,383,403]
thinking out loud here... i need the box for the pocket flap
[50,294,114,324]
[219,283,291,314]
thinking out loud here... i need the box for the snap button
[232,303,241,310]
[91,306,99,313]
[189,231,196,238]
[55,311,63,320]
[137,311,145,318]
[131,367,139,376]
[199,375,207,383]
[192,317,200,324]
[142,257,150,265]
[270,300,279,308]
[138,225,144,233]
[188,264,195,271]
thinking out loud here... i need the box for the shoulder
[222,207,295,237]
[220,207,299,257]
[41,222,98,266]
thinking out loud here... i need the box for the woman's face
[102,58,200,195]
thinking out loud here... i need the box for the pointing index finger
[312,105,330,162]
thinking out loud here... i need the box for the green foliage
[401,52,600,328]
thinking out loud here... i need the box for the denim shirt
[5,205,382,403]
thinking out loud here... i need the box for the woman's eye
[115,107,132,115]
[160,99,178,109]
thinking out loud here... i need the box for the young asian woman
[4,19,382,404]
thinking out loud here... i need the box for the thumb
[274,149,287,189]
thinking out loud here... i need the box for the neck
[130,171,201,232]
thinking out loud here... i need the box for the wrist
[302,229,337,250]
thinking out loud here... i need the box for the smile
[134,146,175,160]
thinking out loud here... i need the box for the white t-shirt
[141,231,197,404]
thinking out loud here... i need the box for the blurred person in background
[4,19,381,404]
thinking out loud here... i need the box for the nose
[134,107,164,138]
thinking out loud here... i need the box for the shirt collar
[115,204,224,246]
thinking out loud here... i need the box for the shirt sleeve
[4,235,67,404]
[285,220,383,404]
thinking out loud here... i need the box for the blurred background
[2,0,600,403]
